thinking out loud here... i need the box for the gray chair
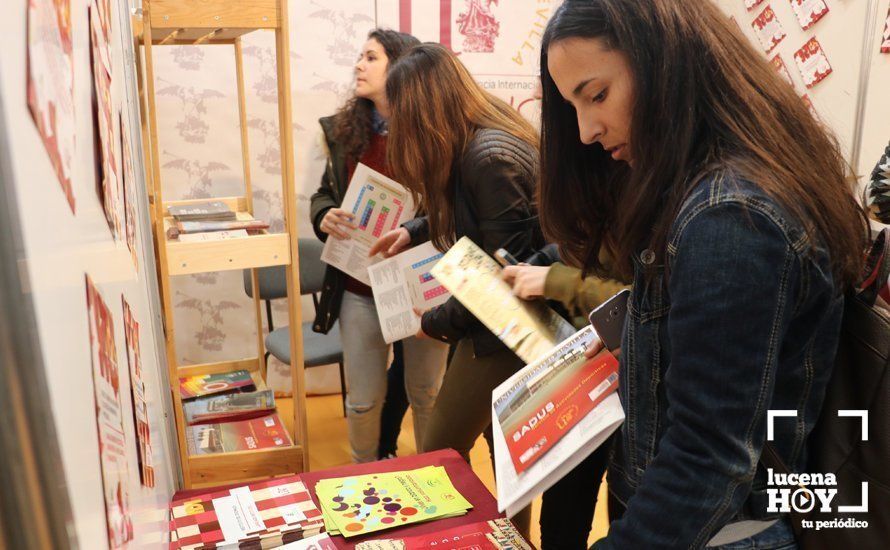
[243,238,346,416]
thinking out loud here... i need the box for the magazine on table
[320,163,416,286]
[491,325,625,516]
[368,241,451,343]
[430,236,575,363]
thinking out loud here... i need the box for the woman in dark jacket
[309,29,449,464]
[369,43,542,536]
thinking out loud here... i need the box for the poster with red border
[90,0,122,239]
[751,6,787,54]
[745,0,766,11]
[27,0,76,213]
[122,298,154,488]
[86,276,134,548]
[771,54,795,89]
[793,37,833,89]
[787,0,829,31]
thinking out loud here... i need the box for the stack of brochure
[169,475,324,549]
[315,466,472,538]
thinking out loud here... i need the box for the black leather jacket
[407,128,543,357]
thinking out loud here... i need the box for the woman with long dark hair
[538,1,869,548]
[369,42,542,535]
[310,29,449,464]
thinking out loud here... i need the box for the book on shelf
[179,369,256,400]
[169,474,325,549]
[168,200,237,222]
[177,229,249,242]
[166,219,270,239]
[183,389,275,425]
[186,413,292,455]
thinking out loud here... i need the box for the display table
[171,449,503,549]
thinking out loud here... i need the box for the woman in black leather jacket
[369,43,542,536]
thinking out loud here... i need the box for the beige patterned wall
[149,0,551,394]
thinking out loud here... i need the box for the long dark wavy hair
[538,0,869,285]
[332,29,420,162]
[385,43,538,251]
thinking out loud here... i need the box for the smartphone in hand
[588,289,630,352]
[494,248,520,267]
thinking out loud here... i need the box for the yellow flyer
[315,466,472,537]
[430,237,575,363]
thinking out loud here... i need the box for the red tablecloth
[171,449,503,550]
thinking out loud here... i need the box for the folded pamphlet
[430,236,575,363]
[491,326,625,516]
[368,241,451,343]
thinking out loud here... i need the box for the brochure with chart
[321,163,416,285]
[430,237,575,364]
[368,241,451,343]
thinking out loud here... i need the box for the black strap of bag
[760,227,890,547]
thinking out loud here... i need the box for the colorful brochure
[179,369,255,400]
[183,389,275,425]
[320,163,417,286]
[315,466,472,538]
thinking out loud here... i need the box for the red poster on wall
[771,54,795,89]
[86,276,134,548]
[793,37,833,89]
[123,298,154,488]
[751,6,787,54]
[27,0,76,213]
[788,0,829,31]
[881,6,890,54]
[745,0,766,12]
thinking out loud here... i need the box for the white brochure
[320,163,416,285]
[368,241,451,343]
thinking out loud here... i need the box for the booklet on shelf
[169,474,324,549]
[368,241,451,343]
[179,369,256,400]
[183,389,275,425]
[170,218,269,238]
[186,413,292,455]
[168,200,236,222]
[320,163,416,286]
[491,326,625,516]
[430,236,575,363]
[177,229,249,242]
[355,518,532,550]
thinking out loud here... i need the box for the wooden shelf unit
[134,0,309,488]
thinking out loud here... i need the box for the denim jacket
[598,171,844,549]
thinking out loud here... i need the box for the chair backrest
[242,238,327,299]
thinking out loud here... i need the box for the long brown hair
[539,0,869,285]
[385,43,538,251]
[332,29,420,162]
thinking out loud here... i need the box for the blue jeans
[339,291,448,462]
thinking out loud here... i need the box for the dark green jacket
[309,116,350,334]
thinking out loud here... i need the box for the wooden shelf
[137,0,309,489]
